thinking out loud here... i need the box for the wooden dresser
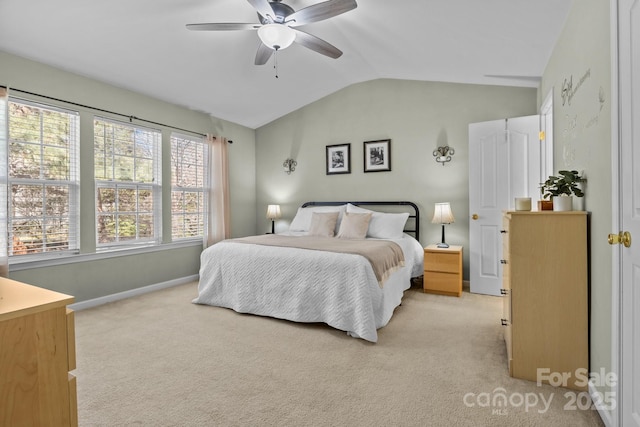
[501,211,588,391]
[0,277,77,426]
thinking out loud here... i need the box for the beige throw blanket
[230,235,405,287]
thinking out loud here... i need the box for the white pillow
[289,205,346,233]
[346,203,410,239]
[308,212,339,237]
[337,212,372,239]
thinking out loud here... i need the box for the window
[94,118,161,247]
[8,100,80,257]
[170,133,207,240]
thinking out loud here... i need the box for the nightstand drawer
[423,271,462,296]
[424,252,459,273]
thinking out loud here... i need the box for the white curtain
[205,134,230,247]
[0,87,8,277]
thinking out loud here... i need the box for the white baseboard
[69,275,199,311]
[589,380,614,427]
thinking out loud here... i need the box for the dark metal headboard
[301,201,420,241]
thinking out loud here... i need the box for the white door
[617,0,640,424]
[469,116,540,296]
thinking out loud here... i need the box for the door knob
[621,231,631,247]
[472,214,479,220]
[608,231,632,248]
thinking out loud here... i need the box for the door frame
[608,0,620,426]
[540,89,555,180]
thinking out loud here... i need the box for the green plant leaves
[540,170,585,199]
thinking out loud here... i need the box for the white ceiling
[0,0,572,129]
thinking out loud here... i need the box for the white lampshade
[431,202,455,224]
[258,24,296,50]
[266,204,282,220]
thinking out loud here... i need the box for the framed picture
[326,143,351,175]
[363,139,391,172]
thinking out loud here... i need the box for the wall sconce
[283,158,297,174]
[433,146,454,166]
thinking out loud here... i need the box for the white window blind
[8,99,80,257]
[94,117,161,248]
[170,133,207,240]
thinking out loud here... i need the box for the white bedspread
[193,234,424,343]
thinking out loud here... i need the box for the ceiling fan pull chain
[274,48,279,78]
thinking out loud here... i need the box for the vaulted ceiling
[0,0,572,129]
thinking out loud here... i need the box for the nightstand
[423,244,463,297]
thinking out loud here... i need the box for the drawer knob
[500,229,507,234]
[500,259,507,264]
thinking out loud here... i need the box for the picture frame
[363,139,391,172]
[326,143,351,175]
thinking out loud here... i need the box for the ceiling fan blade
[247,0,275,22]
[293,29,342,59]
[186,23,260,31]
[255,42,274,65]
[286,0,357,27]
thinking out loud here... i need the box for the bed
[193,201,424,342]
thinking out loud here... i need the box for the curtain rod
[8,86,210,139]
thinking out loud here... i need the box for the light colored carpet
[74,282,604,427]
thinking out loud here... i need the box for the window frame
[170,132,208,242]
[94,116,162,250]
[7,98,80,261]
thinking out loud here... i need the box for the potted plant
[537,185,554,211]
[540,170,586,211]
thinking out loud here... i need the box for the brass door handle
[608,231,632,248]
[472,214,479,220]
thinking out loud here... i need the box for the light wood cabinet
[0,277,77,426]
[423,245,463,297]
[501,211,588,391]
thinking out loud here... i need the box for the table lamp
[432,202,454,248]
[266,204,281,234]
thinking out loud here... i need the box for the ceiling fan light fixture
[258,24,296,50]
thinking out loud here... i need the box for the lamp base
[437,224,449,248]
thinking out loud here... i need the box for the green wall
[539,0,613,408]
[0,50,257,302]
[255,79,537,280]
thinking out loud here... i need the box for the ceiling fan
[186,0,358,65]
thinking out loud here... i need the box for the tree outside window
[8,100,79,256]
[171,134,206,240]
[94,118,161,246]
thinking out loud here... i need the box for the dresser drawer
[502,217,510,259]
[67,309,76,371]
[69,373,78,427]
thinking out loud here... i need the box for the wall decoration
[561,68,591,106]
[363,139,391,172]
[326,143,351,175]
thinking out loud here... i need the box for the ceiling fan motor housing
[258,1,294,24]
